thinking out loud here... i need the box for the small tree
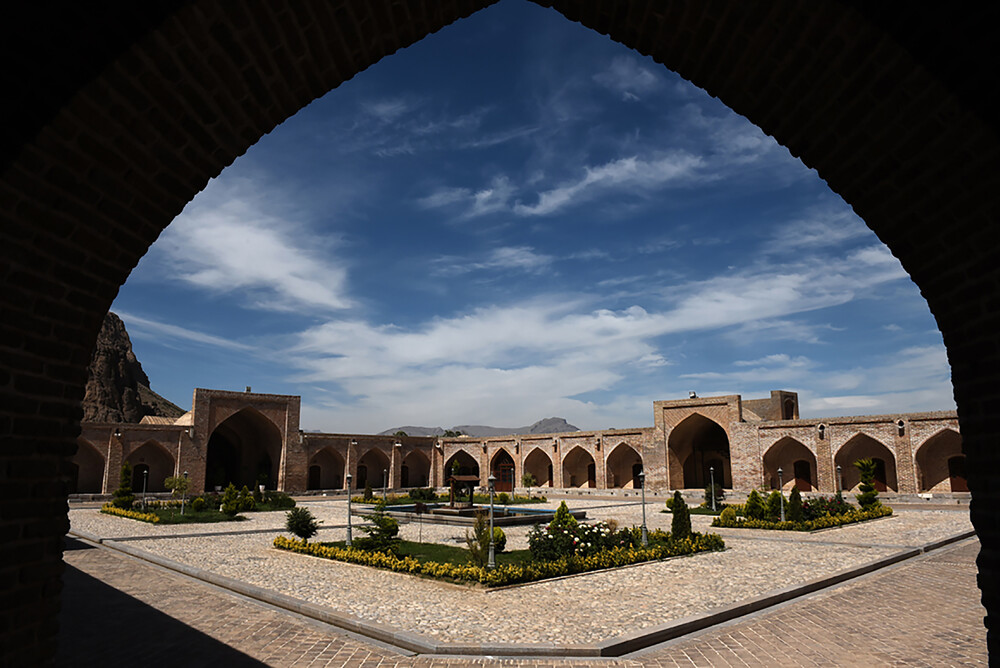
[220,483,240,517]
[670,491,691,540]
[357,501,401,554]
[112,462,135,510]
[550,501,578,531]
[521,472,538,488]
[465,510,491,567]
[238,485,256,512]
[363,481,374,501]
[766,490,784,521]
[854,458,880,509]
[164,475,190,500]
[787,487,804,522]
[285,507,320,543]
[744,489,765,520]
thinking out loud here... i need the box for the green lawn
[145,507,245,524]
[322,539,533,567]
[662,506,722,516]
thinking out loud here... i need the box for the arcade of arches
[4,2,998,661]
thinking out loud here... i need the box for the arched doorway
[605,443,642,489]
[762,437,817,491]
[71,439,105,494]
[444,450,480,480]
[401,450,431,488]
[522,448,553,487]
[356,449,390,489]
[835,434,898,492]
[307,447,345,491]
[668,414,732,489]
[205,408,283,491]
[915,429,965,492]
[126,441,175,493]
[562,447,596,488]
[490,449,515,493]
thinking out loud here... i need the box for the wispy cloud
[592,55,662,102]
[417,175,516,219]
[431,246,554,277]
[116,311,255,352]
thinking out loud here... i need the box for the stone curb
[68,529,977,658]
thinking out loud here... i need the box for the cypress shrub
[744,489,765,520]
[111,462,135,510]
[670,491,691,540]
[788,487,804,522]
[854,458,880,509]
[220,483,240,516]
[766,490,784,521]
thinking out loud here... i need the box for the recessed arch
[401,449,431,488]
[489,448,516,493]
[445,450,480,480]
[915,429,965,492]
[356,448,390,489]
[605,442,642,489]
[562,446,596,489]
[307,447,345,491]
[4,3,1000,662]
[205,407,283,492]
[668,414,732,489]
[835,434,898,493]
[522,447,553,488]
[762,437,817,492]
[126,440,175,493]
[70,439,105,494]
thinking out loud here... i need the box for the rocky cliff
[82,312,185,423]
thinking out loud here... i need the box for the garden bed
[711,505,893,532]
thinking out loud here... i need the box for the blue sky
[112,0,953,433]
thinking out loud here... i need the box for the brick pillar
[895,421,916,493]
[815,428,834,493]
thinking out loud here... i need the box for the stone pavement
[58,535,986,666]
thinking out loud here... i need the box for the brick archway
[3,3,999,661]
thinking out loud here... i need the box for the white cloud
[431,246,554,277]
[116,311,255,351]
[153,178,352,312]
[592,55,661,101]
[417,176,515,219]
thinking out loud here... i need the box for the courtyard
[64,496,984,663]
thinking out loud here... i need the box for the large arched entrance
[126,441,175,493]
[762,437,817,492]
[835,434,898,493]
[562,447,596,489]
[307,447,344,491]
[444,450,480,480]
[916,430,966,493]
[205,408,283,491]
[522,448,553,488]
[605,443,642,489]
[490,449,516,493]
[668,414,732,489]
[70,439,105,495]
[4,4,1000,662]
[401,450,431,488]
[356,449,390,490]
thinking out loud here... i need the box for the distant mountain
[379,417,579,438]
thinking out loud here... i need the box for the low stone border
[66,527,977,657]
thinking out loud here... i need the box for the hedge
[273,532,725,587]
[100,504,160,523]
[710,505,892,531]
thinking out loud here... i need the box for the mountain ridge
[378,417,579,438]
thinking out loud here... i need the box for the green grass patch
[322,539,532,567]
[662,506,722,516]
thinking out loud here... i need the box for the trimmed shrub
[670,491,691,540]
[493,527,507,553]
[238,485,256,512]
[111,462,136,510]
[220,483,240,517]
[101,504,160,523]
[285,507,320,543]
[409,487,437,501]
[263,490,296,509]
[744,490,765,520]
[788,487,804,523]
[551,501,578,530]
[719,506,737,524]
[712,504,892,532]
[855,458,881,509]
[363,481,374,501]
[465,511,491,567]
[356,501,401,554]
[766,490,784,521]
[497,492,510,505]
[191,496,206,512]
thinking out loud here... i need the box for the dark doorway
[308,465,321,490]
[491,450,515,493]
[793,459,812,491]
[949,456,968,492]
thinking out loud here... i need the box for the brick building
[73,388,964,498]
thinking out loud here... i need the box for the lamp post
[709,465,716,512]
[345,473,353,546]
[487,474,496,569]
[382,468,388,504]
[837,465,843,493]
[639,470,648,547]
[778,467,785,522]
[181,470,188,515]
[142,468,149,510]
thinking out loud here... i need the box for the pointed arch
[490,448,516,493]
[762,437,816,491]
[667,413,732,489]
[562,446,596,489]
[401,449,431,488]
[523,447,553,488]
[915,429,965,492]
[605,442,642,489]
[835,434,897,492]
[308,447,345,491]
[126,440,175,493]
[205,406,283,491]
[71,439,105,494]
[444,450,480,480]
[356,448,390,489]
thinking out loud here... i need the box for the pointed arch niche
[668,414,732,489]
[605,443,642,489]
[522,448,553,488]
[915,429,965,492]
[762,437,817,491]
[562,446,596,489]
[205,407,283,491]
[401,450,431,488]
[308,447,344,491]
[445,450,480,480]
[126,440,175,493]
[356,448,390,489]
[835,434,898,492]
[490,449,516,493]
[70,439,105,494]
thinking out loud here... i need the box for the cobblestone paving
[59,534,987,666]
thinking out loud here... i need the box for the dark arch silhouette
[445,450,480,479]
[605,442,642,489]
[668,414,732,489]
[489,449,516,493]
[307,447,345,490]
[401,449,431,488]
[522,447,553,488]
[762,437,817,492]
[205,408,283,492]
[562,446,596,488]
[915,429,965,492]
[126,440,175,493]
[3,3,999,661]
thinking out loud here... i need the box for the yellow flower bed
[273,533,724,587]
[100,504,161,523]
[711,505,892,531]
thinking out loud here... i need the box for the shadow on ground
[57,538,266,667]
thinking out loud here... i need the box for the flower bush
[711,504,892,531]
[101,503,160,523]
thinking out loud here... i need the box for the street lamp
[709,466,716,512]
[181,470,188,515]
[345,473,353,546]
[778,467,785,522]
[487,474,496,569]
[639,470,647,547]
[837,465,843,493]
[382,468,388,504]
[142,468,149,510]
